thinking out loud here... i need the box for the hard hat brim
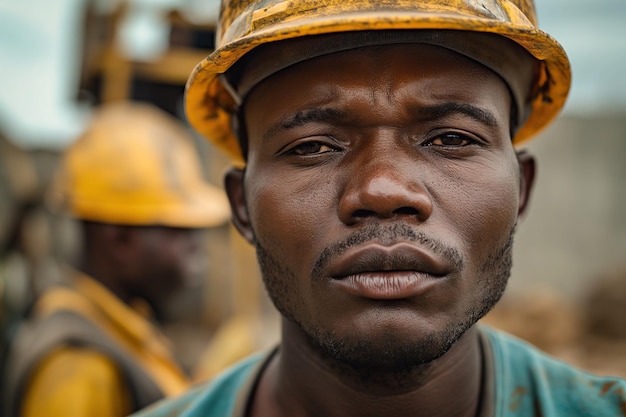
[48,177,231,229]
[186,11,571,163]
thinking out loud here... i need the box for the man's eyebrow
[263,108,347,141]
[415,102,499,127]
[261,103,499,140]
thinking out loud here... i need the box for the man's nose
[337,146,433,226]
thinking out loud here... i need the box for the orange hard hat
[185,0,571,163]
[49,102,230,228]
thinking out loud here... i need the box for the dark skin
[225,44,536,417]
[80,221,204,313]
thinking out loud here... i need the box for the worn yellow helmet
[48,102,230,228]
[185,0,571,163]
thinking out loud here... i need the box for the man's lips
[326,243,451,300]
[328,242,450,278]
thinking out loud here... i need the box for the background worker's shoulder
[21,347,132,417]
[132,351,270,417]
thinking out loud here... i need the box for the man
[3,102,230,417]
[135,1,626,416]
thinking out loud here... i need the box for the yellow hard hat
[49,102,231,228]
[185,0,571,163]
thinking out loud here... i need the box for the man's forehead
[225,30,536,130]
[245,45,511,135]
[252,41,509,93]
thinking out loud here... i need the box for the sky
[0,0,624,148]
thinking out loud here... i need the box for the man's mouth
[327,242,451,300]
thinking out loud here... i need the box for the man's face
[228,44,533,371]
[133,226,206,309]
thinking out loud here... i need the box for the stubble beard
[255,223,515,381]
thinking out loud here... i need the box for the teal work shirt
[132,326,626,417]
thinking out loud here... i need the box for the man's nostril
[352,209,376,218]
[393,207,420,216]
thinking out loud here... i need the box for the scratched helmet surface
[48,102,230,228]
[186,0,571,163]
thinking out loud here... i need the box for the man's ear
[224,167,255,243]
[516,150,536,219]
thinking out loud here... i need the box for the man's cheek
[254,195,321,264]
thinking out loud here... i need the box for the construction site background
[1,0,625,381]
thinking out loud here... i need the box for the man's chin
[287,325,470,391]
[306,323,467,374]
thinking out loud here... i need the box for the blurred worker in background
[0,130,43,400]
[134,0,626,416]
[2,102,230,417]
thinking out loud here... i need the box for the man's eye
[427,134,472,147]
[290,142,335,155]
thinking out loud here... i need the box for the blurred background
[0,0,624,379]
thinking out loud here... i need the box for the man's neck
[249,323,484,417]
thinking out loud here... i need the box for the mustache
[312,223,464,278]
